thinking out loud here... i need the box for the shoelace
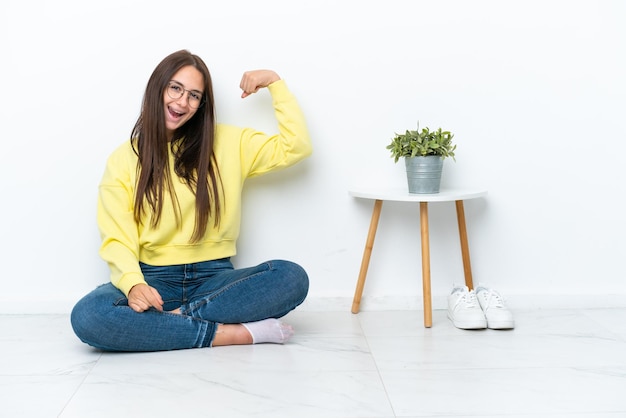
[480,289,505,310]
[458,289,479,307]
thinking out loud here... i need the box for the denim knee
[70,283,125,349]
[271,259,309,304]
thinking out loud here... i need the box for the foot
[211,319,294,346]
[242,318,294,344]
[211,324,254,346]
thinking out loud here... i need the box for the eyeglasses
[166,81,204,108]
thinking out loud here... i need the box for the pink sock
[241,318,294,344]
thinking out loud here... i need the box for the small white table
[349,187,487,327]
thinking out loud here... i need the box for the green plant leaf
[387,122,456,162]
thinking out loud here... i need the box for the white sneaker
[447,285,487,329]
[475,285,515,329]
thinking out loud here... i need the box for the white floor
[1,308,625,418]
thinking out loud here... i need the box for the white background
[1,0,624,313]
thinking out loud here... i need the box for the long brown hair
[131,50,221,243]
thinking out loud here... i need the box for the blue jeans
[70,258,308,352]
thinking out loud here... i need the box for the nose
[175,92,190,107]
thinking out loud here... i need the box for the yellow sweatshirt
[97,80,312,296]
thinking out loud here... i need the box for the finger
[240,73,262,98]
[241,89,259,99]
[128,291,155,313]
[239,75,251,93]
[149,287,164,304]
[240,83,257,98]
[149,298,164,311]
[129,300,146,313]
[148,288,164,311]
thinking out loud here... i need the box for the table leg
[351,199,383,313]
[455,200,475,290]
[420,202,432,328]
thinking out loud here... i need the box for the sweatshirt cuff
[267,79,288,95]
[116,272,147,297]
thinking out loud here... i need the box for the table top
[349,187,487,202]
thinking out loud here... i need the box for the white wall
[1,0,624,314]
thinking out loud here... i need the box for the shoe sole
[447,313,486,330]
[487,321,515,330]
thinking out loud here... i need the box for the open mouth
[168,106,185,120]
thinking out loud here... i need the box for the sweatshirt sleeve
[240,79,312,178]
[97,144,146,296]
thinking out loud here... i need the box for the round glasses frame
[166,81,205,109]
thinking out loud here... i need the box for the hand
[127,283,164,313]
[240,70,280,98]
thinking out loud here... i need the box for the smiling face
[163,65,204,140]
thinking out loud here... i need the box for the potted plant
[386,124,456,194]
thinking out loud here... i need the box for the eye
[169,83,183,93]
[189,91,203,101]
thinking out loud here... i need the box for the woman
[71,50,312,351]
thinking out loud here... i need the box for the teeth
[169,107,183,116]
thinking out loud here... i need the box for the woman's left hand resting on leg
[128,283,164,312]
